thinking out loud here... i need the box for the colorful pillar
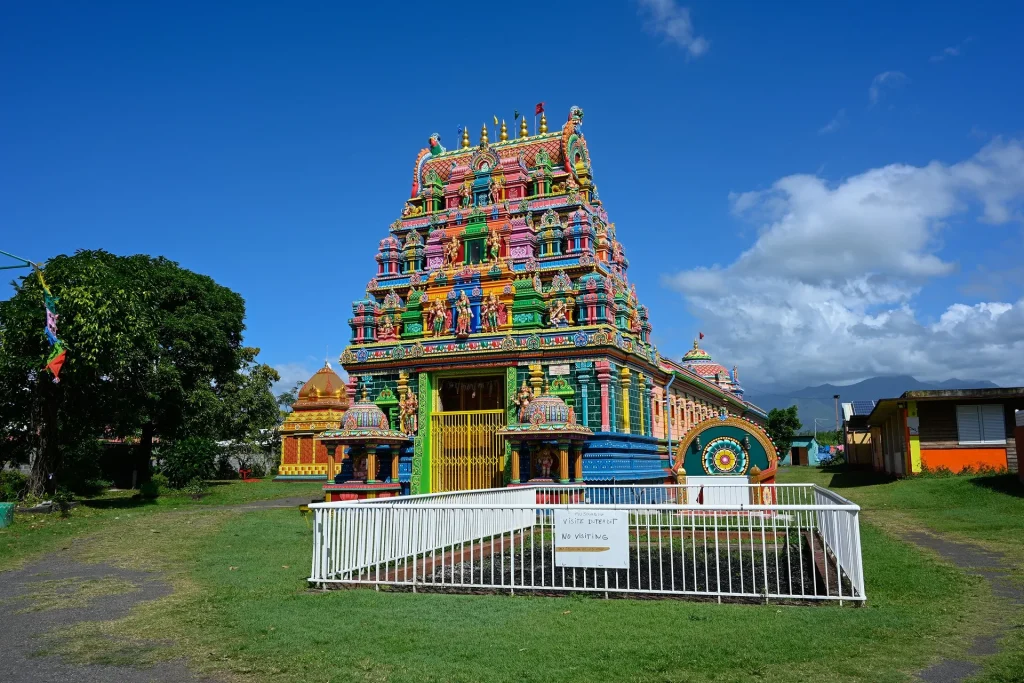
[573,443,583,481]
[558,440,570,484]
[906,401,922,474]
[621,367,632,434]
[510,440,522,484]
[365,443,379,484]
[575,361,593,430]
[390,445,400,482]
[597,361,611,432]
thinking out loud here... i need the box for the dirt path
[0,494,314,682]
[0,554,213,683]
[905,531,1024,682]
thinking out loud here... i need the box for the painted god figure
[486,229,502,263]
[455,291,472,337]
[458,180,472,208]
[548,298,569,327]
[399,390,419,435]
[481,292,505,332]
[378,314,398,341]
[444,235,461,269]
[536,445,556,479]
[427,298,449,337]
[513,380,533,422]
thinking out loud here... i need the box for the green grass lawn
[0,479,324,571]
[9,469,1024,682]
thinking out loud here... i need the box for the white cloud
[663,138,1024,387]
[931,37,973,62]
[273,362,316,394]
[637,0,709,58]
[818,108,847,135]
[869,71,908,104]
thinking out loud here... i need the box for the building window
[955,405,1006,445]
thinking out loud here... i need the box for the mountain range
[743,375,1001,430]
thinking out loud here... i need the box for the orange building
[276,362,350,480]
[867,388,1023,476]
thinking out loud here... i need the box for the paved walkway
[906,531,1024,683]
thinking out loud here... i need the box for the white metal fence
[309,483,865,603]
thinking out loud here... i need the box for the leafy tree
[0,250,277,494]
[159,437,218,488]
[766,405,802,460]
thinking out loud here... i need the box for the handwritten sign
[548,364,570,376]
[554,509,629,569]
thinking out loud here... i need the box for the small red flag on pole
[699,331,704,340]
[535,102,545,115]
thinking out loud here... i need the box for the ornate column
[390,445,400,482]
[596,361,611,432]
[636,372,645,437]
[620,367,632,435]
[644,375,654,438]
[529,363,544,396]
[573,443,583,481]
[325,444,338,481]
[575,361,593,430]
[365,443,378,483]
[510,440,522,484]
[557,440,570,484]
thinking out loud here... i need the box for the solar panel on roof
[851,400,876,415]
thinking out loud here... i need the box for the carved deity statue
[444,235,461,268]
[459,180,472,208]
[481,292,505,332]
[486,229,502,263]
[536,445,557,479]
[455,291,472,337]
[427,299,449,337]
[399,390,419,435]
[513,380,533,422]
[489,176,504,205]
[548,298,569,327]
[629,308,642,334]
[377,313,397,341]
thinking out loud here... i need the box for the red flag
[46,349,66,382]
[699,332,704,340]
[535,102,545,115]
[696,486,704,504]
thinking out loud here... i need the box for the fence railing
[309,483,865,603]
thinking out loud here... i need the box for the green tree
[766,405,802,460]
[0,250,278,494]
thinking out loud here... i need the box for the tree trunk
[28,381,60,496]
[139,421,156,481]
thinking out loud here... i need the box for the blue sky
[3,1,1022,391]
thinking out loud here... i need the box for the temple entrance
[430,375,506,492]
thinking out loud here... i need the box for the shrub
[159,438,218,489]
[216,453,239,480]
[0,470,28,502]
[184,477,207,500]
[139,480,160,500]
[249,461,267,479]
[51,487,75,517]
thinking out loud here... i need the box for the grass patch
[49,503,997,683]
[4,575,138,613]
[0,480,323,572]
[777,466,1024,571]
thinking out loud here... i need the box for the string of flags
[36,267,67,383]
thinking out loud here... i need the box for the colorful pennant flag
[535,102,545,115]
[514,110,520,120]
[699,331,704,340]
[35,267,67,383]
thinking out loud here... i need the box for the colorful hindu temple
[278,106,776,499]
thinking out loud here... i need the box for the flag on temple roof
[699,331,704,339]
[514,110,520,120]
[535,102,544,115]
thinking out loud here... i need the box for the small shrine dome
[293,362,349,409]
[498,388,592,441]
[320,387,410,446]
[681,339,729,378]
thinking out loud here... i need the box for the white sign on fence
[554,509,629,569]
[548,364,570,376]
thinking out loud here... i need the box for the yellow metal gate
[430,410,506,492]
